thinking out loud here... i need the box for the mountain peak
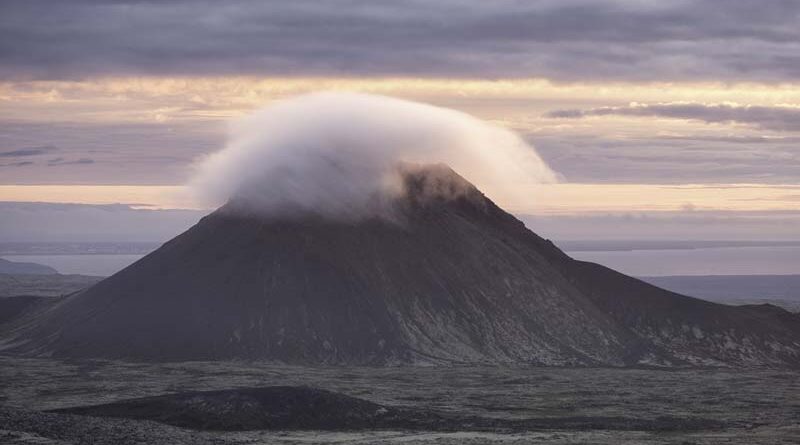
[219,163,493,223]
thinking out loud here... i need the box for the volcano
[3,165,799,367]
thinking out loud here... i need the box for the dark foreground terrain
[0,357,798,444]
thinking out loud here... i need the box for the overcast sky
[3,0,800,81]
[0,0,798,241]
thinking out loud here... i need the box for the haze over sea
[4,242,798,278]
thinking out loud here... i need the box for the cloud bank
[2,0,799,81]
[190,92,557,220]
[530,133,800,185]
[546,102,800,132]
[0,145,57,158]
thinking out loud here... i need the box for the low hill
[0,258,57,275]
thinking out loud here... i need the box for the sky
[0,0,799,242]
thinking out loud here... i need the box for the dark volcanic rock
[52,386,403,431]
[50,386,728,433]
[0,405,219,445]
[2,164,800,367]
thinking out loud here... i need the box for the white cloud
[190,92,557,219]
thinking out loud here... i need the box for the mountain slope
[564,261,800,367]
[3,165,799,367]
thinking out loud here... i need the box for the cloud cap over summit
[190,92,557,220]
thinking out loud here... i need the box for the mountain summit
[4,165,799,367]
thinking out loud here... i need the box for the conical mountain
[3,165,799,367]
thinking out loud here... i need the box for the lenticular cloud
[190,92,557,219]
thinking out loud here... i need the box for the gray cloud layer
[2,118,797,185]
[1,0,799,81]
[546,103,800,132]
[531,133,800,184]
[46,157,95,166]
[0,121,221,184]
[0,145,57,157]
